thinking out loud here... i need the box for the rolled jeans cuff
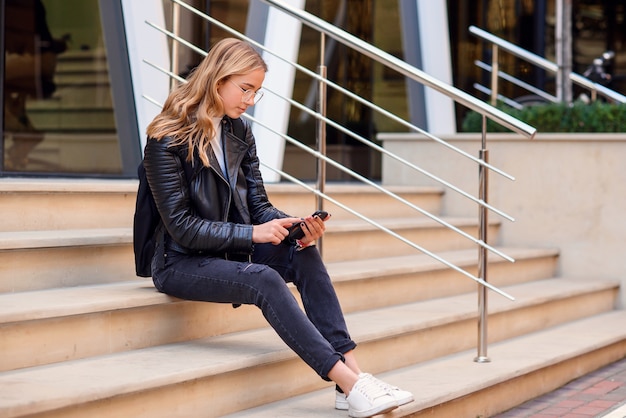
[320,352,346,382]
[334,339,358,356]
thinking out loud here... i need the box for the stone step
[0,179,441,231]
[0,179,138,232]
[0,247,558,370]
[265,183,444,221]
[0,220,490,284]
[0,246,559,321]
[0,278,618,417]
[0,213,506,293]
[331,247,559,312]
[0,229,135,293]
[224,310,626,418]
[320,215,501,262]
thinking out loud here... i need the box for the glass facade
[162,0,405,181]
[2,0,122,175]
[449,0,626,124]
[2,0,625,178]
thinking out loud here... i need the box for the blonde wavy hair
[146,38,267,166]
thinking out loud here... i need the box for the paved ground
[493,356,626,418]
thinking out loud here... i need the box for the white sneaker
[336,373,414,411]
[335,390,350,410]
[361,373,414,406]
[344,374,398,418]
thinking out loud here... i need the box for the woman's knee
[243,263,292,302]
[293,252,331,284]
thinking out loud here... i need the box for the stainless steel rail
[474,61,559,105]
[144,18,516,255]
[143,56,513,264]
[469,25,626,105]
[261,0,534,363]
[166,0,517,181]
[266,1,535,140]
[146,0,540,361]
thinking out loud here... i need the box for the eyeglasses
[230,80,264,104]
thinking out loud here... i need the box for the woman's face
[218,68,266,119]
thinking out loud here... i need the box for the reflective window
[448,0,626,125]
[289,1,405,181]
[2,0,122,174]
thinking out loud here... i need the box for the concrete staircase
[0,178,624,418]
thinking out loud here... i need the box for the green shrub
[461,100,626,133]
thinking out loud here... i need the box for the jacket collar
[217,116,248,187]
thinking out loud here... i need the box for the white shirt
[209,117,226,176]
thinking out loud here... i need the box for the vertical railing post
[475,115,490,363]
[316,33,327,255]
[170,1,181,90]
[490,44,499,106]
[556,0,573,104]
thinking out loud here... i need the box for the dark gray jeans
[151,240,356,380]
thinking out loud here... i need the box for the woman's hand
[252,217,302,245]
[295,212,330,246]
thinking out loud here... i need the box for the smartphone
[287,210,329,241]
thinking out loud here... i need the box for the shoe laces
[361,373,399,392]
[354,375,390,401]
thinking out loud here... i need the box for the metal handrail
[142,83,514,301]
[147,6,518,217]
[474,61,559,104]
[266,1,535,140]
[259,0,531,363]
[167,0,517,182]
[147,0,539,361]
[247,114,514,300]
[469,25,626,104]
[144,21,517,251]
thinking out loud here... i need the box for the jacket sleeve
[143,137,254,254]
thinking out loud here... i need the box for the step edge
[2,309,624,418]
[0,178,138,193]
[0,252,566,324]
[0,228,132,250]
[222,310,626,417]
[328,247,560,281]
[0,179,439,195]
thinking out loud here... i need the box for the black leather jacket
[143,116,288,256]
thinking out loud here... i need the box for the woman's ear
[215,79,225,97]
